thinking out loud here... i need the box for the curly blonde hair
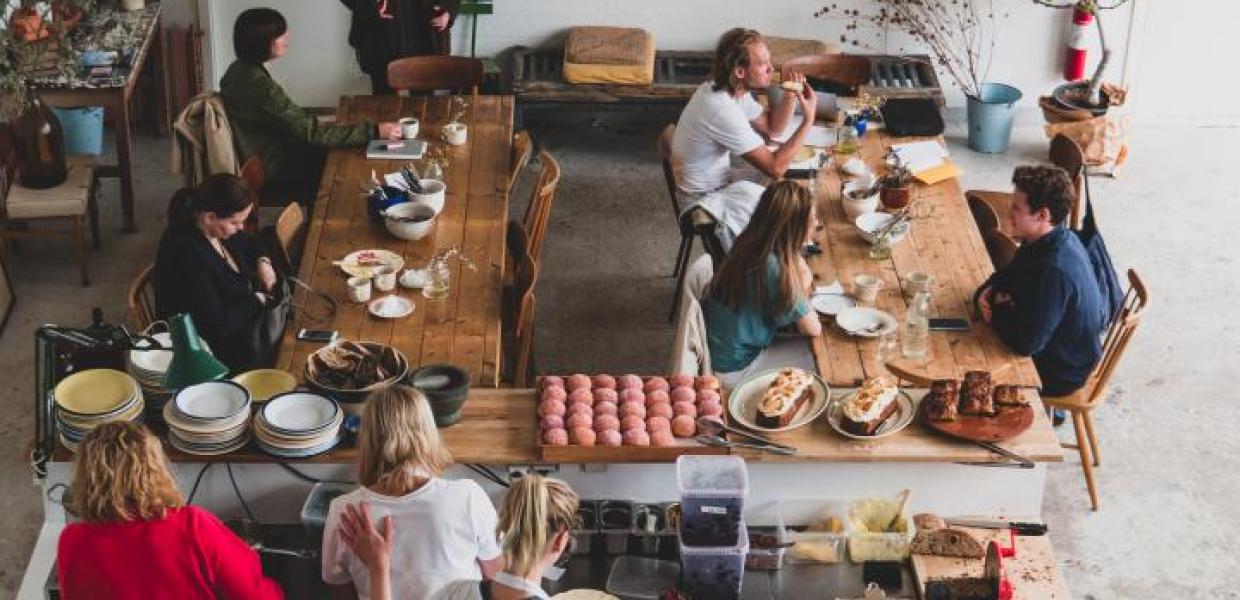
[68,422,184,523]
[498,475,579,578]
[358,386,453,494]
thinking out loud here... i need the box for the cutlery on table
[695,434,796,455]
[695,417,797,452]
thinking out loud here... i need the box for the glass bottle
[902,290,931,360]
[14,96,67,189]
[423,254,451,300]
[868,232,892,260]
[836,124,858,155]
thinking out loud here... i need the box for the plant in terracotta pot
[879,153,914,211]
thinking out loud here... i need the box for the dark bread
[992,384,1025,407]
[925,379,960,421]
[960,371,995,416]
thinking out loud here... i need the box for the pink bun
[540,415,564,430]
[671,414,697,437]
[699,402,724,417]
[540,386,567,403]
[620,415,646,432]
[619,402,647,419]
[566,413,593,429]
[643,377,670,393]
[645,389,670,407]
[537,400,566,418]
[673,401,698,418]
[650,430,677,447]
[568,388,594,406]
[593,414,621,432]
[592,388,619,405]
[566,374,592,391]
[597,429,623,446]
[647,403,673,420]
[669,373,696,388]
[617,374,644,390]
[646,416,672,433]
[539,376,565,391]
[593,401,618,416]
[694,375,721,391]
[542,428,568,445]
[570,427,597,446]
[622,429,651,446]
[591,374,617,389]
[670,386,696,404]
[696,389,722,405]
[618,388,645,405]
[567,403,593,417]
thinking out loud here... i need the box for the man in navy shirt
[977,166,1108,422]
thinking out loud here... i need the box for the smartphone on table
[297,329,339,343]
[927,317,970,332]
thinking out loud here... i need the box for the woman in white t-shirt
[339,474,580,600]
[321,386,502,599]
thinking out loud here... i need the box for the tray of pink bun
[536,373,730,462]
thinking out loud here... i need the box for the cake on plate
[840,378,900,436]
[754,368,816,429]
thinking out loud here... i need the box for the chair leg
[88,174,101,249]
[1082,411,1101,467]
[668,233,694,323]
[1071,410,1099,510]
[667,192,681,222]
[74,216,90,286]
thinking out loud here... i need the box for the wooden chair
[780,54,872,94]
[127,263,157,331]
[965,189,1015,237]
[386,56,483,94]
[508,131,533,195]
[986,229,1020,271]
[521,150,561,266]
[668,206,726,322]
[0,125,100,286]
[239,156,265,231]
[657,123,681,218]
[503,221,538,387]
[966,192,1000,234]
[1049,133,1086,229]
[273,202,306,275]
[1043,269,1148,510]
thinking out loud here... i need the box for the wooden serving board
[911,528,1071,599]
[919,400,1035,443]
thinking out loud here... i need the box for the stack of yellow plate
[232,369,298,404]
[55,369,144,453]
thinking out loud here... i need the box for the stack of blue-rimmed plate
[164,381,252,455]
[253,392,343,458]
[127,332,213,416]
[55,369,144,453]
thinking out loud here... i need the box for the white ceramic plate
[167,431,252,456]
[262,392,339,433]
[811,293,857,317]
[128,332,212,375]
[162,400,251,434]
[727,368,832,433]
[368,295,415,319]
[835,307,898,338]
[825,389,916,440]
[173,381,251,421]
[338,249,405,278]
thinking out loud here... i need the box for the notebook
[366,139,426,160]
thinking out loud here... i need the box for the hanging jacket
[171,93,239,187]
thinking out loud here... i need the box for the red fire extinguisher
[1064,3,1093,81]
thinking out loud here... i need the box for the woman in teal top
[703,180,823,387]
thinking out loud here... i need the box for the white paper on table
[771,114,835,148]
[891,140,949,173]
[383,172,411,192]
[815,281,844,296]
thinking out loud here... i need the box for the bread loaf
[911,526,985,559]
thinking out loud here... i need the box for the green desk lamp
[162,313,229,389]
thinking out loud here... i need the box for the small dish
[399,267,431,289]
[811,294,856,316]
[368,295,415,319]
[826,389,916,440]
[337,249,405,278]
[835,307,898,338]
[727,368,832,434]
[261,392,340,433]
[841,157,870,177]
[173,381,251,421]
[854,212,910,245]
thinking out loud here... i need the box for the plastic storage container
[599,500,634,554]
[744,526,784,570]
[572,499,600,555]
[605,555,680,600]
[847,496,913,562]
[633,502,676,555]
[676,455,748,547]
[778,499,849,565]
[300,482,355,548]
[679,521,749,600]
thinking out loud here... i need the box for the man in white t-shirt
[671,28,819,247]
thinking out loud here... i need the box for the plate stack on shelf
[163,381,252,456]
[127,332,213,417]
[254,392,343,458]
[55,369,145,453]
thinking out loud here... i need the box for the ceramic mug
[442,122,468,145]
[347,276,372,303]
[398,117,419,139]
[853,274,885,306]
[373,266,398,292]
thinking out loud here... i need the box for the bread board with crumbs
[535,375,731,463]
[911,527,1071,599]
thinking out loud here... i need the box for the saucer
[368,295,415,319]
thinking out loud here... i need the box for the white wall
[195,0,1136,111]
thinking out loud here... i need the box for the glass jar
[868,233,892,260]
[423,256,451,299]
[835,125,858,155]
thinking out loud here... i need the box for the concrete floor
[1,107,1237,598]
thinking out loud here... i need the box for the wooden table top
[806,130,1042,388]
[275,94,514,387]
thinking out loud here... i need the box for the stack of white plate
[163,381,252,455]
[55,369,145,453]
[127,332,213,413]
[254,392,343,458]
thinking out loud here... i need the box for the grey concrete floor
[1,107,1237,598]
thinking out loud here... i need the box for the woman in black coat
[154,174,279,370]
[339,0,462,94]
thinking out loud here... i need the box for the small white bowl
[842,175,880,219]
[855,212,910,245]
[411,179,445,214]
[383,201,437,241]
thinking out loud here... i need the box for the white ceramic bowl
[854,212,910,245]
[411,179,445,214]
[173,381,250,421]
[383,201,437,241]
[842,174,880,219]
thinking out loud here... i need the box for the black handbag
[1075,175,1124,326]
[250,276,336,367]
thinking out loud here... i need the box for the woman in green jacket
[220,8,400,204]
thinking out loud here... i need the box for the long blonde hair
[358,386,453,494]
[711,28,763,94]
[709,179,815,318]
[67,422,184,523]
[498,475,579,578]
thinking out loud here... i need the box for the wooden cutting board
[910,528,1071,599]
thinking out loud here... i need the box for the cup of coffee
[905,271,933,297]
[373,266,398,292]
[853,274,884,306]
[442,122,467,145]
[398,117,419,139]
[347,276,372,303]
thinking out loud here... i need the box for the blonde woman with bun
[341,474,580,600]
[322,386,502,599]
[56,422,282,599]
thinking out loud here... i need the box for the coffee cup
[853,274,885,306]
[398,117,419,139]
[905,271,933,297]
[373,266,398,292]
[347,276,372,303]
[442,122,467,145]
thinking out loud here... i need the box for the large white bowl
[854,212,910,245]
[411,179,445,214]
[842,174,880,219]
[383,201,437,241]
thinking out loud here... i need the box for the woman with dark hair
[154,173,279,370]
[703,179,823,388]
[220,8,400,203]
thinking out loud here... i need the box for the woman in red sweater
[56,421,283,600]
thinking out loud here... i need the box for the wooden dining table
[275,94,514,387]
[807,129,1042,388]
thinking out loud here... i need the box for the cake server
[696,417,796,452]
[695,434,796,455]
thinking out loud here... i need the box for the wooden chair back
[508,131,533,194]
[506,222,539,387]
[658,123,681,217]
[1080,269,1148,409]
[986,229,1020,271]
[1049,133,1085,228]
[0,124,15,200]
[239,156,264,232]
[781,54,872,88]
[127,263,157,330]
[274,202,306,274]
[386,56,483,94]
[522,150,561,265]
[966,192,1000,234]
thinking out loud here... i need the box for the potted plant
[1033,0,1132,114]
[815,1,1020,153]
[879,151,913,211]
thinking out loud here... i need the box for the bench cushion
[563,26,655,85]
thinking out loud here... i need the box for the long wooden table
[807,130,1042,388]
[275,94,514,387]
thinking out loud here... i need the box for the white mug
[347,276,372,303]
[398,117,419,139]
[853,274,885,306]
[373,266,398,292]
[442,122,467,145]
